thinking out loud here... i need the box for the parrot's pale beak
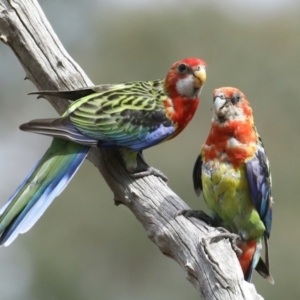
[214,95,227,115]
[193,66,206,88]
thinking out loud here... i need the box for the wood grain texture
[0,1,263,299]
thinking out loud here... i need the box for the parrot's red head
[203,87,257,166]
[164,58,206,99]
[212,87,253,124]
[162,58,206,137]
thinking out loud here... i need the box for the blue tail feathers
[0,138,90,246]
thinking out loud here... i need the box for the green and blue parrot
[0,58,206,246]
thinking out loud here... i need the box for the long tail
[238,239,274,284]
[0,138,90,246]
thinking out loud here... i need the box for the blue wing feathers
[246,145,272,237]
[95,124,175,150]
[25,117,175,151]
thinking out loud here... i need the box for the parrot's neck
[203,119,257,168]
[164,97,199,137]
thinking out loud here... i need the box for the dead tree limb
[0,0,263,299]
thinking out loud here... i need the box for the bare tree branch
[0,1,263,299]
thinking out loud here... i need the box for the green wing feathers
[22,81,175,151]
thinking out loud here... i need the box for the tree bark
[0,0,263,299]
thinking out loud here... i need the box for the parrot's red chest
[203,121,257,168]
[163,97,199,138]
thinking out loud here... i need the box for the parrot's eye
[231,93,241,104]
[177,64,188,73]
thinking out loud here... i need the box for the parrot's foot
[176,209,213,225]
[127,151,168,181]
[130,166,168,182]
[210,228,243,257]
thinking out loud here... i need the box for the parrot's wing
[28,84,114,101]
[22,80,176,151]
[246,135,273,274]
[20,117,99,146]
[66,80,176,150]
[193,153,203,197]
[246,137,272,237]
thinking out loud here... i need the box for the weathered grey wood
[0,1,263,299]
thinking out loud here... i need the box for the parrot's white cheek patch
[176,75,195,98]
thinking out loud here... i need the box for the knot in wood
[0,34,8,43]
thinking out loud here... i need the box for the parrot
[0,57,206,246]
[180,87,273,284]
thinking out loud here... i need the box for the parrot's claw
[130,166,168,182]
[210,229,243,258]
[131,152,168,181]
[176,209,213,225]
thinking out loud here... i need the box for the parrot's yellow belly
[202,160,265,240]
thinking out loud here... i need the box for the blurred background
[0,0,299,299]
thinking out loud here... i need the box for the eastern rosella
[0,58,206,246]
[182,87,273,283]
